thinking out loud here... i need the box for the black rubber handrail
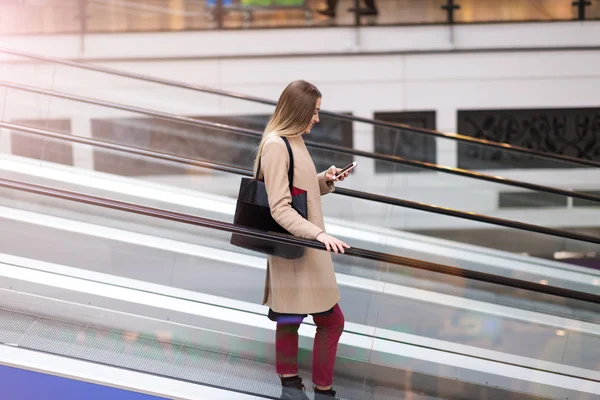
[3,80,600,206]
[3,120,600,246]
[1,176,598,304]
[2,46,599,169]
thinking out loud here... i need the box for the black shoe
[317,8,336,18]
[314,387,340,400]
[280,376,310,400]
[347,7,378,16]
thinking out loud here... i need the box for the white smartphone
[333,161,357,180]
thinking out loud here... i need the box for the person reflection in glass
[318,0,378,18]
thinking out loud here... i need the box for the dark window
[498,192,567,209]
[457,108,600,170]
[91,114,353,176]
[11,119,73,166]
[373,111,436,173]
[573,191,600,208]
[91,118,208,176]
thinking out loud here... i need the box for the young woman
[255,80,351,400]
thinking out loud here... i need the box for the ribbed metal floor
[0,307,439,400]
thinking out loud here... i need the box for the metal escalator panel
[1,123,599,302]
[0,257,598,400]
[0,347,263,400]
[0,303,457,400]
[0,308,279,400]
[3,82,600,238]
[0,255,598,400]
[0,178,598,399]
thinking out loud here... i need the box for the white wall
[1,21,600,231]
[1,20,599,59]
[2,21,599,130]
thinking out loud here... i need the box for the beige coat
[259,134,340,315]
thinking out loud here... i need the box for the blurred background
[0,0,598,32]
[0,2,600,400]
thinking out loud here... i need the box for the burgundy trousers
[275,304,345,387]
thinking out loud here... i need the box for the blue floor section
[0,364,168,400]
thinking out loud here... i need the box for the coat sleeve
[317,171,335,196]
[262,138,324,240]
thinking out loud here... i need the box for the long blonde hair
[254,80,322,178]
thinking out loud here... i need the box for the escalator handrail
[2,46,599,169]
[3,120,600,246]
[1,175,599,305]
[3,80,600,206]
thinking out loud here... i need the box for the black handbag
[230,137,308,259]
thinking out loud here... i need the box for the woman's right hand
[316,232,350,254]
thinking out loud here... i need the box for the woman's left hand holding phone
[326,165,350,182]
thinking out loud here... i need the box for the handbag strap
[256,136,295,192]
